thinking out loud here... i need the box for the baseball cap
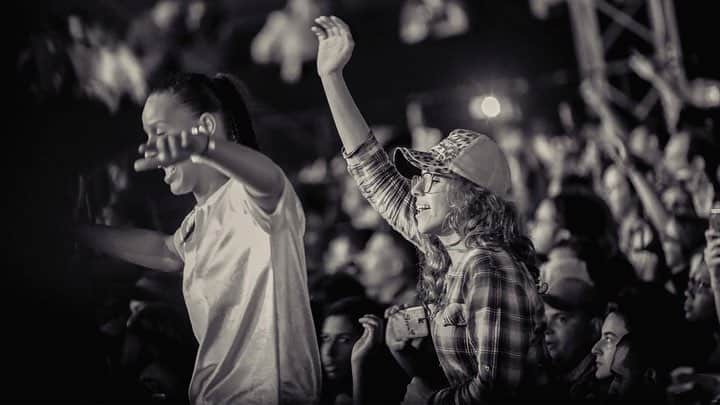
[394,129,512,199]
[540,256,602,314]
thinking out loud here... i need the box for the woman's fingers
[326,16,341,37]
[133,156,161,172]
[330,16,351,36]
[384,304,406,318]
[310,25,326,40]
[359,315,382,329]
[315,16,333,33]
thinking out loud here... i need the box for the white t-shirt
[173,175,321,405]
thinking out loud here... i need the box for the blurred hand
[134,126,209,172]
[351,314,384,367]
[629,51,656,81]
[384,305,411,352]
[312,16,355,77]
[667,367,720,404]
[606,136,631,171]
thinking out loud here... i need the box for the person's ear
[198,113,217,136]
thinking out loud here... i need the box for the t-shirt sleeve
[171,214,194,262]
[228,174,304,234]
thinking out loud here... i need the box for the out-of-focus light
[481,96,501,118]
[470,95,507,120]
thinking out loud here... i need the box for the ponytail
[150,72,259,151]
[210,74,259,151]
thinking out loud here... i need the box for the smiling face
[411,172,453,236]
[142,92,202,195]
[591,312,629,379]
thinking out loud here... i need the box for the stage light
[481,96,501,117]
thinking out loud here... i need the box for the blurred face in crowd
[684,253,715,322]
[341,175,365,216]
[544,305,598,371]
[323,235,358,275]
[603,165,635,220]
[592,312,629,379]
[626,224,661,282]
[661,185,695,217]
[142,92,203,195]
[358,232,405,289]
[663,132,692,180]
[629,126,661,166]
[531,199,561,255]
[320,315,361,383]
[412,171,453,236]
[662,219,686,269]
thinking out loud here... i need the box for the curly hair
[417,176,539,311]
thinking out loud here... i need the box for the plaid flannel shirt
[345,135,548,404]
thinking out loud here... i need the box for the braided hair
[149,72,259,151]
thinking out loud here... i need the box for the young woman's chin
[168,179,193,195]
[417,219,446,237]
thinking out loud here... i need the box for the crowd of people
[17,2,720,404]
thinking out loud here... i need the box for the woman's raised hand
[312,16,355,77]
[134,126,209,172]
[351,314,384,366]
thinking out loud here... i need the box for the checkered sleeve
[430,252,534,404]
[344,135,423,250]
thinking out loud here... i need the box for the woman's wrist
[319,70,344,81]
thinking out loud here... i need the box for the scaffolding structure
[542,0,685,120]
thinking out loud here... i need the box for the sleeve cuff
[342,132,382,164]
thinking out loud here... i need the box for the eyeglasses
[411,172,450,194]
[686,279,711,295]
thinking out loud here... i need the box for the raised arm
[312,16,371,154]
[582,82,671,233]
[76,224,182,273]
[134,127,284,213]
[312,16,422,248]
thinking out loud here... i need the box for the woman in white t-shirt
[78,72,321,405]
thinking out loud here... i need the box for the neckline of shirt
[195,178,232,210]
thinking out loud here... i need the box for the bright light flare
[469,95,502,119]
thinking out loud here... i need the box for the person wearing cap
[539,256,606,402]
[313,16,547,404]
